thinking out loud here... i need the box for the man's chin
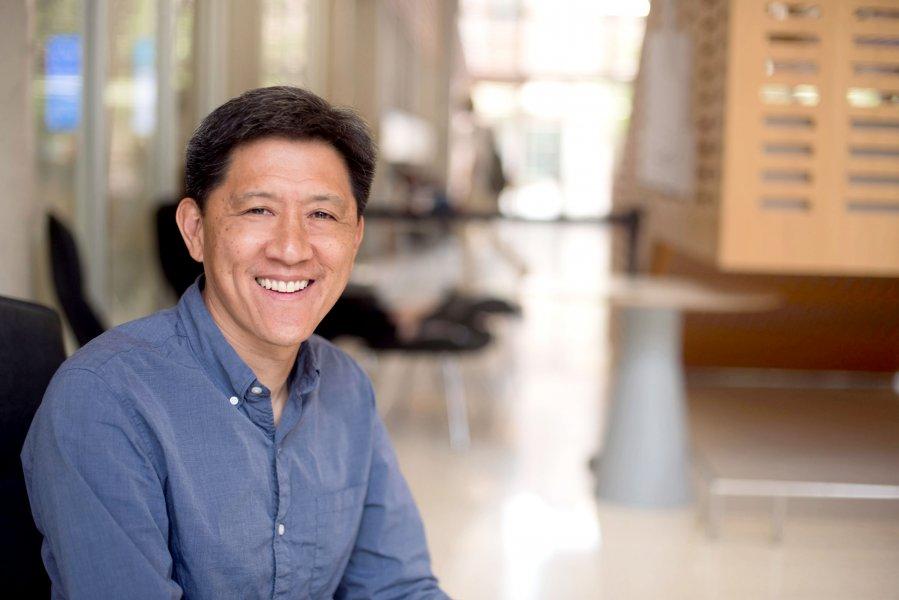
[260,331,313,350]
[256,321,318,347]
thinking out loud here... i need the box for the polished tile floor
[345,223,899,600]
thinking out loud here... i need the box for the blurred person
[22,86,449,599]
[449,102,527,288]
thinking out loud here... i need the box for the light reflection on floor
[501,492,602,600]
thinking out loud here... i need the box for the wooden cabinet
[616,0,899,276]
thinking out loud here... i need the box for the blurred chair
[427,289,520,323]
[0,295,66,596]
[317,285,492,451]
[47,214,106,347]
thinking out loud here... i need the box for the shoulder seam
[73,326,184,374]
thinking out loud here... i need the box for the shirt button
[229,396,239,406]
[277,523,285,536]
[251,386,263,395]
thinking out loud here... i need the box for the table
[594,276,778,508]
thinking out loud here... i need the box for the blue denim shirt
[22,283,448,599]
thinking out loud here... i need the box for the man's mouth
[255,277,312,293]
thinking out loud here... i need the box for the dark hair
[184,86,377,215]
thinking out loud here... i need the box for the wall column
[0,0,35,300]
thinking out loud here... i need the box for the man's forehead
[227,189,349,205]
[231,136,344,164]
[220,139,353,191]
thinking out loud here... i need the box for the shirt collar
[176,278,320,400]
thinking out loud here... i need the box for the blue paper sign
[44,34,82,132]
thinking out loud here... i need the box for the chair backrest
[0,295,65,597]
[46,214,106,346]
[315,285,399,348]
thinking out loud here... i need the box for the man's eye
[246,207,271,216]
[311,210,335,220]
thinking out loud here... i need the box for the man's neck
[238,342,297,394]
[226,335,297,426]
[203,292,298,423]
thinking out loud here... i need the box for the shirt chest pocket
[311,483,367,595]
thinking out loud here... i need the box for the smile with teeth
[255,277,311,293]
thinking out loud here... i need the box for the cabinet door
[720,0,899,275]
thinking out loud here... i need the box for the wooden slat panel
[614,0,899,276]
[757,181,817,196]
[845,199,899,211]
[845,45,899,62]
[765,72,825,85]
[849,18,899,36]
[766,46,827,62]
[846,105,899,118]
[847,123,899,143]
[759,156,816,170]
[757,104,823,117]
[761,128,819,145]
[844,186,899,201]
[763,18,827,35]
[846,156,899,170]
[719,0,899,274]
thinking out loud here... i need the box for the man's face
[177,137,364,354]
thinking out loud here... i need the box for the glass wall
[261,0,310,87]
[106,0,159,323]
[34,0,199,326]
[34,0,85,225]
[458,0,647,218]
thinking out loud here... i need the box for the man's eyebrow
[230,190,278,202]
[309,193,347,204]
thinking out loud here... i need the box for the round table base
[595,306,692,507]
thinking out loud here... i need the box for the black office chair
[317,285,492,451]
[47,214,106,347]
[0,295,66,597]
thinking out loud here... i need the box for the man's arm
[21,368,182,599]
[336,408,450,599]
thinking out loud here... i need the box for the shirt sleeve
[335,399,451,600]
[21,367,182,600]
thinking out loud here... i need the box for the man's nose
[266,215,314,264]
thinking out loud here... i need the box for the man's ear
[353,215,365,250]
[175,197,205,263]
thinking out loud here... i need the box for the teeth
[255,278,310,293]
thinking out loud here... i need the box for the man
[22,86,449,599]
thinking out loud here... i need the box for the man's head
[184,86,376,215]
[176,87,375,355]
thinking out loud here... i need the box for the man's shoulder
[22,311,186,484]
[60,306,184,378]
[32,306,188,447]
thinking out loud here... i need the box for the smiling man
[22,87,449,599]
